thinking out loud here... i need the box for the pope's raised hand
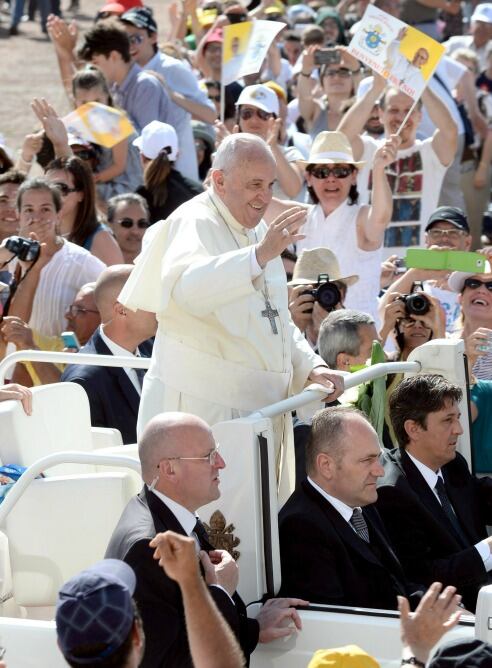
[256,206,306,269]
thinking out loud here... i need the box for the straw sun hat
[289,247,359,286]
[299,131,366,168]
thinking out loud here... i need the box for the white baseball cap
[235,85,279,116]
[471,3,492,23]
[133,121,179,160]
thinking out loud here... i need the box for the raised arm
[337,74,387,160]
[421,85,458,167]
[358,134,400,249]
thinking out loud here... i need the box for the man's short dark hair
[389,374,462,448]
[306,406,368,475]
[0,169,26,188]
[78,20,131,63]
[16,177,62,213]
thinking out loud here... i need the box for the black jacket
[60,328,153,444]
[279,479,419,610]
[376,449,492,611]
[106,487,259,668]
[137,169,203,224]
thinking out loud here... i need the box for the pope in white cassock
[119,134,344,500]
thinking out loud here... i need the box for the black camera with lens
[397,292,430,316]
[302,273,341,313]
[5,236,41,263]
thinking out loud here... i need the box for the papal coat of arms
[204,510,241,560]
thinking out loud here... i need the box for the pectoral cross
[262,299,279,335]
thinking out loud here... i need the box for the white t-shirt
[29,241,106,337]
[358,136,448,255]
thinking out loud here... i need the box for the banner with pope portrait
[348,5,445,101]
[63,102,135,149]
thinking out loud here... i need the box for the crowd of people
[1,0,492,664]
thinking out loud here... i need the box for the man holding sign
[340,7,457,256]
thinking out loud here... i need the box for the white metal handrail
[0,350,151,384]
[251,361,421,420]
[0,451,141,524]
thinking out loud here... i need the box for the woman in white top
[294,131,399,321]
[8,178,105,337]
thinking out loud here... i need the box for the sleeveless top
[297,200,383,323]
[82,222,109,251]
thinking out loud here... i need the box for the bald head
[139,412,213,483]
[94,265,133,322]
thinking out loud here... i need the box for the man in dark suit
[279,406,420,609]
[61,265,156,444]
[376,374,492,612]
[106,411,306,668]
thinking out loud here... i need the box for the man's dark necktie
[135,366,146,389]
[350,508,370,543]
[434,477,468,547]
[193,518,213,551]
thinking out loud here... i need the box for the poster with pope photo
[63,102,135,149]
[348,5,445,100]
[222,20,286,86]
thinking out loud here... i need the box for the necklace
[210,195,280,335]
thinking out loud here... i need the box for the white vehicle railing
[0,350,151,384]
[0,451,141,524]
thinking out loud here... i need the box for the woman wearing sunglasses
[134,121,203,225]
[293,130,399,321]
[45,155,124,266]
[215,84,304,200]
[298,46,361,138]
[447,268,492,381]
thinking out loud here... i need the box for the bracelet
[401,658,425,668]
[300,71,312,77]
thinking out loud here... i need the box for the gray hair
[318,309,375,369]
[212,133,275,171]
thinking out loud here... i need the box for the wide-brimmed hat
[289,247,359,286]
[298,131,365,168]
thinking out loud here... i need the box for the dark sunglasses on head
[114,218,150,229]
[463,278,492,292]
[308,165,354,179]
[239,107,273,121]
[53,182,78,196]
[74,149,96,161]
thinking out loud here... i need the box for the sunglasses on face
[114,217,150,229]
[208,94,221,102]
[128,34,145,45]
[324,67,352,78]
[308,165,354,179]
[52,182,78,196]
[463,278,492,292]
[239,107,273,121]
[67,305,99,317]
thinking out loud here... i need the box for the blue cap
[56,559,136,664]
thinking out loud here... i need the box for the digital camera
[397,292,430,316]
[302,273,341,313]
[4,236,41,263]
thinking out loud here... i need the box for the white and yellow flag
[348,6,445,101]
[222,19,286,87]
[63,102,135,149]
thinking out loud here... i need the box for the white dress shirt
[407,452,492,571]
[308,477,363,536]
[99,325,142,395]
